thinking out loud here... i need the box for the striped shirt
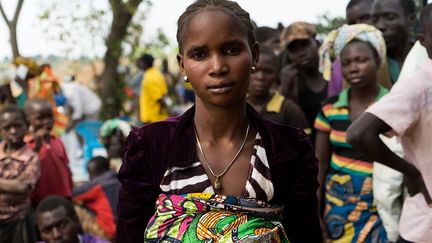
[160,133,274,202]
[314,86,388,176]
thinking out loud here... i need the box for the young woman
[116,1,321,242]
[315,24,388,242]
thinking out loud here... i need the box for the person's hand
[404,164,432,206]
[34,127,50,140]
[280,64,298,98]
[320,219,328,242]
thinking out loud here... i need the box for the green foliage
[129,28,171,60]
[37,0,161,60]
[37,1,110,58]
[315,12,345,35]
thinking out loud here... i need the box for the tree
[315,12,345,35]
[98,0,150,119]
[39,0,160,119]
[0,0,24,59]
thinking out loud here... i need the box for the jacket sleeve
[115,130,159,243]
[283,130,322,243]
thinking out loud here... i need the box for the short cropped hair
[36,196,78,222]
[0,105,27,124]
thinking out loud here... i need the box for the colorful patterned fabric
[314,87,389,242]
[324,173,387,242]
[28,66,68,135]
[319,24,387,81]
[144,193,288,242]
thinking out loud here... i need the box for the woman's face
[340,41,380,88]
[177,9,259,107]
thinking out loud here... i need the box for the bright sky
[0,0,349,59]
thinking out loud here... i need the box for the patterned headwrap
[319,24,386,81]
[99,118,132,138]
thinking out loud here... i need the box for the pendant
[214,176,222,190]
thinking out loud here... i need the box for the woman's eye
[225,47,240,55]
[357,57,369,63]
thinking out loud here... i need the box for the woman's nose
[209,54,229,77]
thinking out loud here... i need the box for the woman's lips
[207,81,235,94]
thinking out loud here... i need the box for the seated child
[0,105,40,242]
[99,118,132,172]
[73,156,121,240]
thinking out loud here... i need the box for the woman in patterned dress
[115,1,321,242]
[315,24,389,242]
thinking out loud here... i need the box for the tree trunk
[9,23,20,58]
[0,0,24,59]
[97,0,143,120]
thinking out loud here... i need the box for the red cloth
[26,136,73,204]
[74,184,116,238]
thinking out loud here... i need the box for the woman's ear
[177,54,185,75]
[251,41,260,68]
[375,56,382,69]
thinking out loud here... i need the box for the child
[247,45,309,131]
[0,105,39,242]
[116,0,321,242]
[99,118,132,172]
[24,98,73,206]
[73,156,120,240]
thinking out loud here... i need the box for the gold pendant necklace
[194,122,250,191]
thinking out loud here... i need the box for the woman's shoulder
[127,117,181,147]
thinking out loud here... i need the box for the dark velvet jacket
[116,105,322,243]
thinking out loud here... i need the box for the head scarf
[99,118,132,139]
[319,24,386,81]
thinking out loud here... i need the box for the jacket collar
[167,104,298,167]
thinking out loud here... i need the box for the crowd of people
[0,0,431,242]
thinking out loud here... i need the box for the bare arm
[347,113,432,204]
[0,178,32,194]
[314,131,331,209]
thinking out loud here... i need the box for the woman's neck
[350,82,380,105]
[194,99,249,143]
